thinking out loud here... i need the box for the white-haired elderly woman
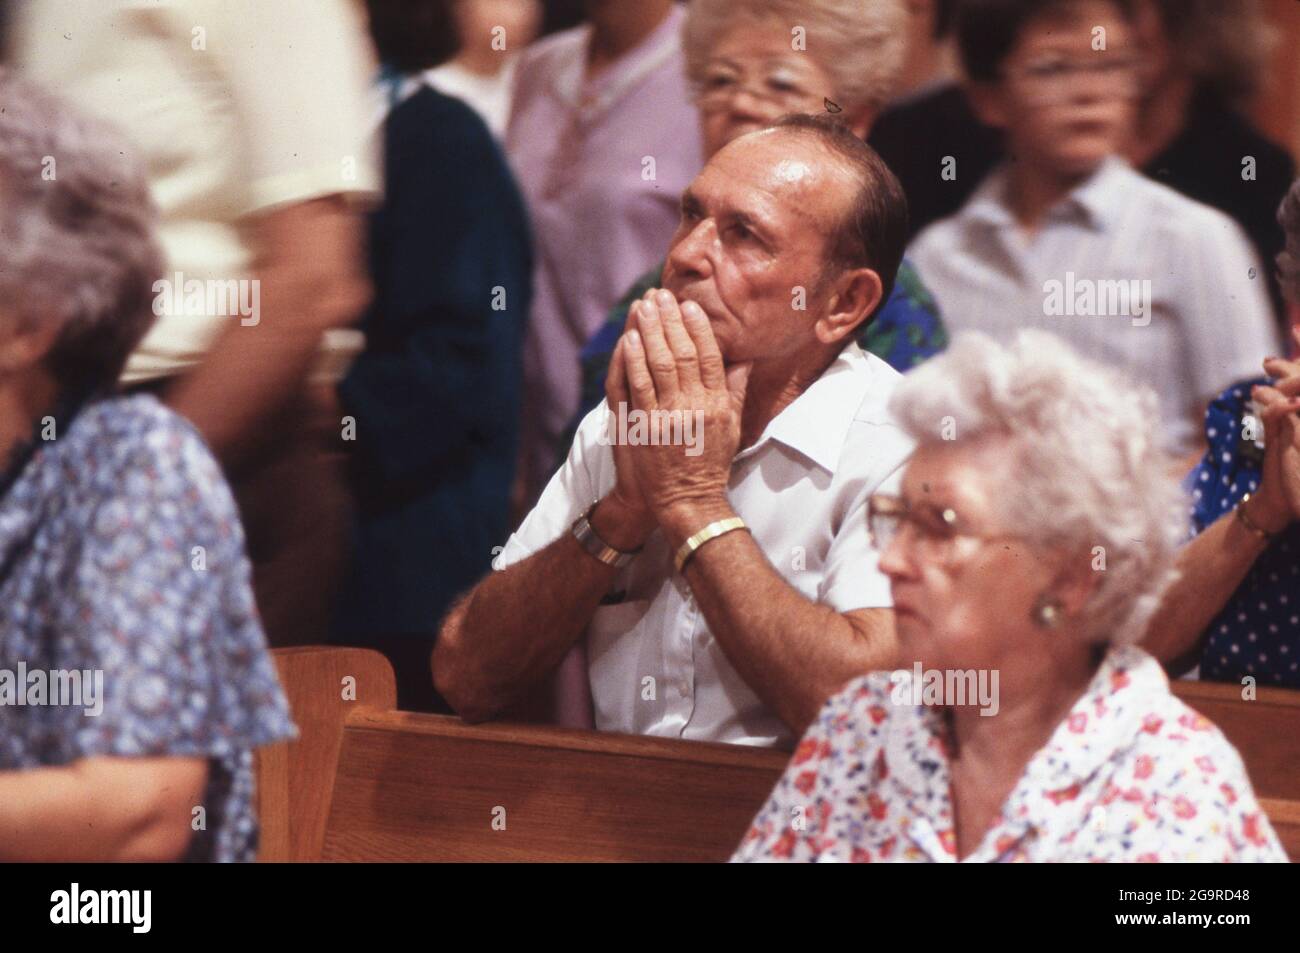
[0,75,293,861]
[734,331,1285,862]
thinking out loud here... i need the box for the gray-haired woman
[735,331,1285,862]
[0,74,293,861]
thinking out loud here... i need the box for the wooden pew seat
[1171,679,1300,802]
[256,646,397,861]
[321,710,788,862]
[259,648,1300,861]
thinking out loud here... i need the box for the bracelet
[1235,493,1277,542]
[674,517,749,574]
[571,501,643,568]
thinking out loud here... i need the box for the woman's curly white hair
[0,71,161,392]
[890,330,1188,647]
[682,0,908,115]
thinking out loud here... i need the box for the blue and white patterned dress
[1187,379,1300,688]
[0,393,296,861]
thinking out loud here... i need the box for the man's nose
[667,218,717,279]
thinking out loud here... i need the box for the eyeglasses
[867,493,1019,568]
[693,62,821,114]
[1003,54,1141,105]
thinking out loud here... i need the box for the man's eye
[729,223,753,241]
[702,74,737,91]
[767,76,801,95]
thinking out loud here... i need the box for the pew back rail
[257,648,1300,862]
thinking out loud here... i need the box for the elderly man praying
[434,115,913,748]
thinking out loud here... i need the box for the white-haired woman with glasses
[733,331,1285,862]
[0,75,293,861]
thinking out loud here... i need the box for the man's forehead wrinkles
[693,153,826,228]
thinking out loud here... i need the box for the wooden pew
[255,646,397,861]
[260,647,1299,861]
[1170,680,1300,859]
[318,707,1300,863]
[1259,798,1300,862]
[1171,680,1300,802]
[320,709,788,862]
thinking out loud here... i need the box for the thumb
[725,361,753,413]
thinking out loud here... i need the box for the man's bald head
[662,114,908,365]
[758,114,909,307]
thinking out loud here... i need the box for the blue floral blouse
[1187,378,1300,687]
[0,394,295,861]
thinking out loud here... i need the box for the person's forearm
[0,758,206,861]
[661,499,897,735]
[164,198,367,471]
[434,496,642,722]
[1144,511,1273,670]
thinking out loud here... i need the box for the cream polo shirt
[497,343,915,749]
[12,0,380,383]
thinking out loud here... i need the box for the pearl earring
[1033,596,1063,629]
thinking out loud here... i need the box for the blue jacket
[335,86,531,642]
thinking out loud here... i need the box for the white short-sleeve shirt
[497,343,914,749]
[908,157,1280,455]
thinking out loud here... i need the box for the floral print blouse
[732,645,1285,862]
[0,394,295,862]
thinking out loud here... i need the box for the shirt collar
[742,342,877,475]
[961,155,1132,233]
[960,167,1018,229]
[881,644,1171,861]
[548,4,685,117]
[1064,155,1131,231]
[1007,644,1170,830]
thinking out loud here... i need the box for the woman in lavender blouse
[506,0,705,501]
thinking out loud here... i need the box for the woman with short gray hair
[735,331,1284,862]
[0,74,293,862]
[681,0,907,133]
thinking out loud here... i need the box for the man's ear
[0,320,61,375]
[814,267,883,347]
[964,80,1009,130]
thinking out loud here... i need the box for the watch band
[1236,493,1277,542]
[674,517,749,574]
[571,502,642,568]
